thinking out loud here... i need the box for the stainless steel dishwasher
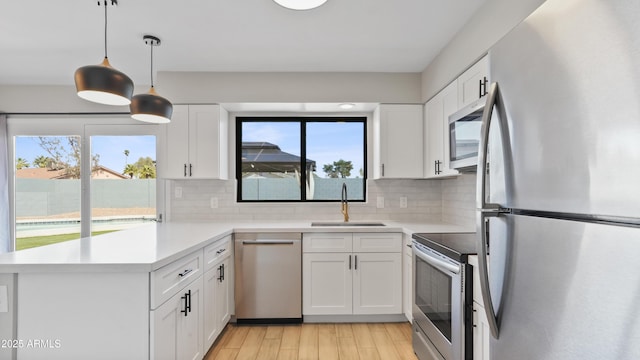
[234,233,302,323]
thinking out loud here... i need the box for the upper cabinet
[160,104,229,179]
[457,55,489,109]
[424,55,489,178]
[425,81,459,178]
[373,104,424,179]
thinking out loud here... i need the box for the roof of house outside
[241,142,316,174]
[16,165,128,180]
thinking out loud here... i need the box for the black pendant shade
[130,87,173,123]
[75,1,133,106]
[75,57,134,106]
[130,35,173,123]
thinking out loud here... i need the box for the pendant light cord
[103,0,108,59]
[150,41,154,88]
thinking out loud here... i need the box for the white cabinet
[373,104,424,179]
[424,55,489,178]
[457,55,489,109]
[352,252,402,314]
[203,236,232,351]
[473,302,491,360]
[303,252,353,315]
[161,104,228,179]
[302,232,402,316]
[424,81,459,178]
[469,255,491,360]
[151,276,204,360]
[150,249,206,360]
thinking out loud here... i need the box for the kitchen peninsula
[0,221,469,360]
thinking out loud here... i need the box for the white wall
[0,85,133,114]
[0,71,422,113]
[421,0,546,102]
[158,72,422,104]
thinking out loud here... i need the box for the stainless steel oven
[412,240,472,360]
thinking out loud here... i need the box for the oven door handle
[413,245,460,275]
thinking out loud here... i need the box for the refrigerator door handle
[476,81,506,339]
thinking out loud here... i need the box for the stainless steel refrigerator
[476,0,640,359]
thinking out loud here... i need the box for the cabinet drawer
[303,233,352,253]
[204,235,232,272]
[151,250,203,309]
[353,233,402,253]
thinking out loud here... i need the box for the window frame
[236,116,367,203]
[7,116,162,251]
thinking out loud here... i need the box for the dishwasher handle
[241,240,295,245]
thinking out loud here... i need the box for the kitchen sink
[311,222,386,227]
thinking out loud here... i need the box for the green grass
[16,230,117,251]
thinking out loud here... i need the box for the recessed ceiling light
[339,103,356,110]
[273,0,328,11]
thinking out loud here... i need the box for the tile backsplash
[168,174,476,226]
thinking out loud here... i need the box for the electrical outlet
[174,187,182,199]
[377,196,385,209]
[0,285,8,313]
[400,196,408,208]
[210,197,218,209]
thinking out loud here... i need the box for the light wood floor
[204,322,418,360]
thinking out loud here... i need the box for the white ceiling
[0,0,486,86]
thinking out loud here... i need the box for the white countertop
[0,221,472,273]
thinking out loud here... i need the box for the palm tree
[139,164,156,179]
[124,149,130,167]
[16,158,30,170]
[123,164,138,179]
[33,155,51,168]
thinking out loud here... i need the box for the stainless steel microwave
[448,97,486,171]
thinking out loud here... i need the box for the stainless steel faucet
[341,182,349,222]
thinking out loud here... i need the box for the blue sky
[242,121,365,178]
[15,135,156,173]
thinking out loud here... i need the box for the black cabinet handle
[381,164,385,177]
[483,76,488,96]
[189,164,193,177]
[181,290,191,317]
[178,269,193,277]
[435,160,442,175]
[355,255,358,270]
[218,263,225,282]
[216,248,226,255]
[348,255,352,270]
[184,164,187,177]
[479,79,483,98]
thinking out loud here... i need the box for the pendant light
[74,0,134,106]
[130,35,173,123]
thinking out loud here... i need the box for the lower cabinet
[151,276,204,360]
[302,232,403,316]
[469,255,491,360]
[473,301,491,360]
[204,256,231,350]
[151,236,232,360]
